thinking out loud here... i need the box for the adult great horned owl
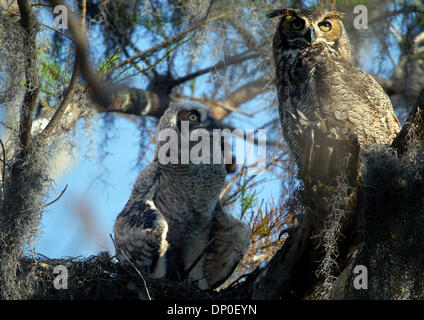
[113,101,250,290]
[267,8,401,181]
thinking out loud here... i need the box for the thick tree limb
[1,0,40,225]
[48,0,113,108]
[392,88,424,156]
[40,0,86,139]
[17,0,39,151]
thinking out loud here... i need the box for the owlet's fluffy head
[267,8,351,60]
[157,101,219,133]
[155,101,223,164]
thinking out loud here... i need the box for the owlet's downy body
[267,8,401,205]
[113,101,250,290]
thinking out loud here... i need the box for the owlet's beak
[305,27,316,45]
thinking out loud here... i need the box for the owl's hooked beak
[305,27,316,45]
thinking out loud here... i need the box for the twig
[128,40,158,78]
[40,52,80,139]
[101,14,227,80]
[228,273,249,288]
[109,234,152,300]
[172,52,259,87]
[204,0,215,20]
[183,237,217,279]
[43,184,68,208]
[0,139,5,198]
[122,46,151,77]
[39,22,73,41]
[31,3,53,7]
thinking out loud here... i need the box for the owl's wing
[113,161,169,278]
[308,60,401,145]
[204,204,250,289]
[287,59,396,212]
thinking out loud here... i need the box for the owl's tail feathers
[112,203,169,279]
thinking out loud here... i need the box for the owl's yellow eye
[290,18,305,30]
[319,21,332,32]
[187,112,199,122]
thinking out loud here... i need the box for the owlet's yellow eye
[188,112,199,122]
[290,18,305,30]
[319,21,332,32]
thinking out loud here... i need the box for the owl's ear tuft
[324,11,346,20]
[266,8,297,19]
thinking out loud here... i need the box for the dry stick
[128,41,158,78]
[228,273,249,288]
[122,46,151,77]
[0,139,5,198]
[43,184,68,208]
[109,234,152,300]
[39,22,73,41]
[182,237,217,279]
[204,0,215,20]
[119,249,152,300]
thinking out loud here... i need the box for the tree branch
[392,88,424,156]
[101,14,227,80]
[172,52,259,87]
[47,0,113,108]
[39,22,73,41]
[40,52,81,139]
[17,0,40,151]
[212,78,269,120]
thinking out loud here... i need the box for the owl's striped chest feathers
[153,163,226,227]
[276,46,335,167]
